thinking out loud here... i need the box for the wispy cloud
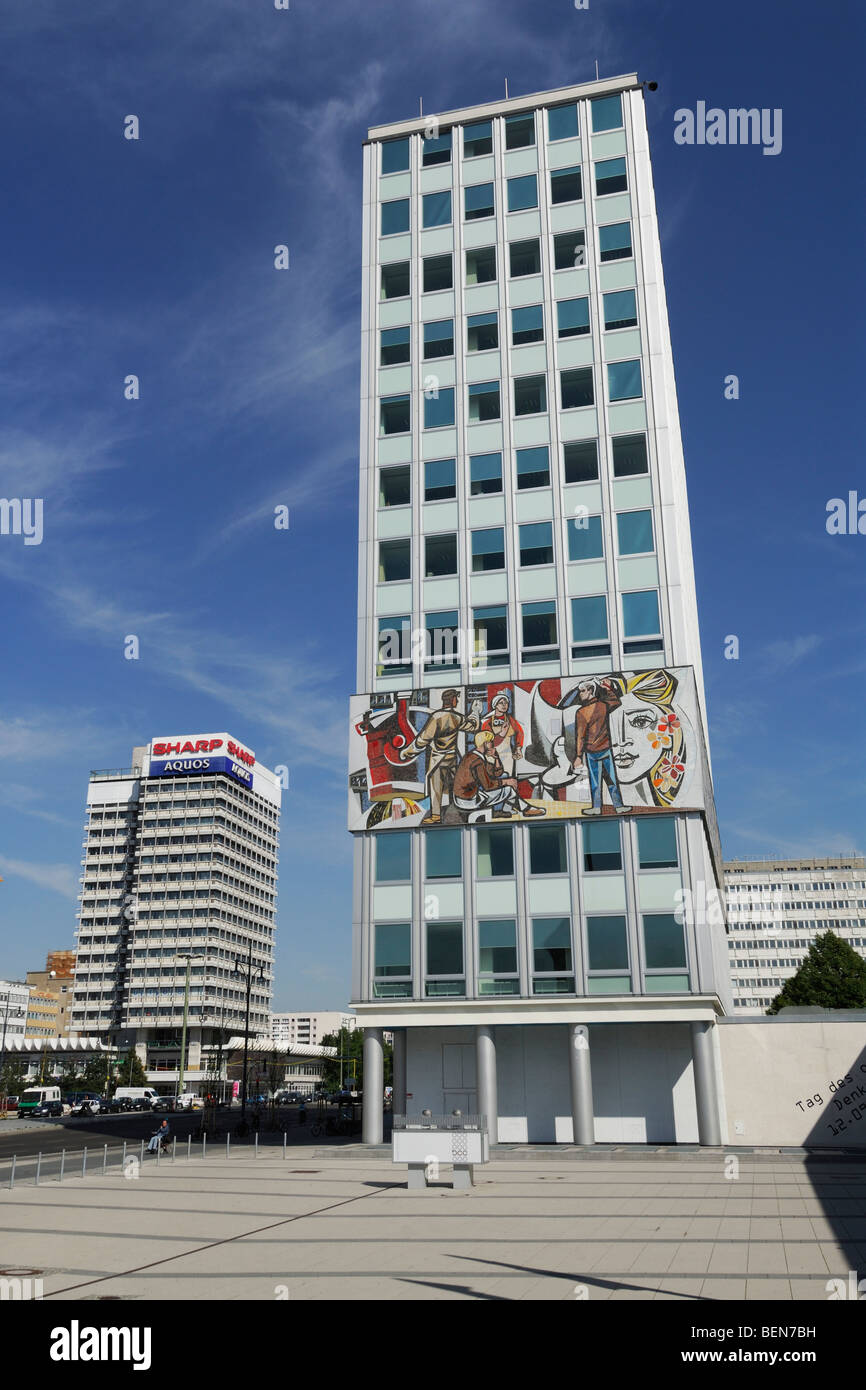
[0,856,78,900]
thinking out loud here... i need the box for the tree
[767,931,866,1014]
[0,1061,27,1096]
[115,1050,147,1089]
[76,1056,115,1095]
[319,1028,393,1093]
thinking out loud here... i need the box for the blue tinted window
[599,222,632,260]
[424,458,456,500]
[548,103,578,140]
[568,514,603,561]
[376,832,411,881]
[608,359,643,401]
[622,590,660,637]
[617,510,654,555]
[381,137,410,174]
[557,298,590,338]
[507,174,538,212]
[381,199,410,235]
[465,183,495,219]
[595,158,627,196]
[423,191,451,228]
[512,304,544,344]
[571,596,608,642]
[426,828,462,878]
[591,93,623,133]
[424,388,455,429]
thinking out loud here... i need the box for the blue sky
[0,0,863,1008]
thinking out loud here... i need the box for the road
[0,1105,338,1160]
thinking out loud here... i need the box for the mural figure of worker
[569,677,629,815]
[480,691,524,778]
[398,689,482,823]
[453,731,545,821]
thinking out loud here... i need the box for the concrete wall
[718,1019,866,1149]
[405,1021,701,1143]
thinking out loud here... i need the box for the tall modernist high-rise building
[71,733,281,1090]
[349,75,732,1145]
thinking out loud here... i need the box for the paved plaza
[0,1148,863,1301]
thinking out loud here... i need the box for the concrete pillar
[568,1024,595,1145]
[690,1021,722,1146]
[476,1025,498,1146]
[362,1028,384,1145]
[392,1028,407,1116]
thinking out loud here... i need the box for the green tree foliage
[767,931,866,1014]
[0,1061,27,1096]
[319,1028,393,1093]
[115,1050,147,1089]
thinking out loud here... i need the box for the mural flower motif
[652,755,685,795]
[647,714,680,751]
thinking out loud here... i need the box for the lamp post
[233,940,263,1135]
[176,953,203,1105]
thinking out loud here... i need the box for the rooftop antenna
[419,97,423,116]
[594,60,599,81]
[505,78,509,98]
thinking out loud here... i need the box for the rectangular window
[532,917,573,984]
[564,440,599,483]
[378,616,411,676]
[424,387,455,428]
[381,262,410,300]
[637,818,679,870]
[595,157,627,196]
[379,540,411,581]
[380,325,410,366]
[463,119,492,158]
[599,221,632,261]
[587,914,629,971]
[550,165,582,204]
[374,923,411,996]
[467,310,498,352]
[473,604,508,668]
[425,609,460,672]
[612,433,648,477]
[604,289,638,331]
[514,374,546,415]
[476,825,514,877]
[478,919,519,994]
[507,174,538,212]
[509,238,541,277]
[426,827,462,879]
[379,465,411,508]
[591,92,623,133]
[468,380,501,422]
[557,297,590,338]
[465,182,495,220]
[622,590,663,653]
[643,913,687,970]
[380,394,410,435]
[381,137,410,175]
[423,254,452,292]
[423,319,454,359]
[422,130,452,166]
[583,819,622,872]
[423,190,451,229]
[512,304,544,345]
[424,532,458,576]
[516,445,550,490]
[376,832,411,882]
[608,359,642,401]
[548,102,578,141]
[617,509,654,555]
[424,457,456,501]
[568,514,603,562]
[553,229,586,269]
[561,367,594,409]
[425,920,464,991]
[505,112,535,149]
[471,527,505,572]
[470,451,502,495]
[521,601,558,664]
[381,199,410,236]
[519,521,554,567]
[466,246,496,285]
[571,595,610,658]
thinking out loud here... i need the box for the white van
[175,1094,203,1110]
[114,1087,159,1107]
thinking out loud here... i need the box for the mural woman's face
[607,693,666,783]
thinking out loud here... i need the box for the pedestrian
[298,1098,307,1125]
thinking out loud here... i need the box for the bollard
[35,1152,41,1186]
[202,1133,206,1159]
[283,1131,287,1159]
[255,1132,259,1159]
[59,1149,65,1184]
[187,1135,192,1161]
[103,1144,108,1176]
[139,1139,145,1168]
[122,1141,127,1168]
[156,1139,161,1167]
[10,1155,15,1190]
[82,1147,87,1178]
[172,1136,177,1163]
[226,1133,230,1160]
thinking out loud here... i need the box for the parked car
[151,1097,176,1112]
[30,1099,64,1118]
[130,1096,153,1112]
[68,1094,102,1116]
[4,1095,20,1112]
[17,1086,62,1117]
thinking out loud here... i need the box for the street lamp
[176,953,204,1105]
[233,940,264,1135]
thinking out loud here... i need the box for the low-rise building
[25,952,76,1039]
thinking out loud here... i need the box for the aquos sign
[148,734,256,790]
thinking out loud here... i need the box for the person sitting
[147,1118,170,1153]
[452,731,545,822]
